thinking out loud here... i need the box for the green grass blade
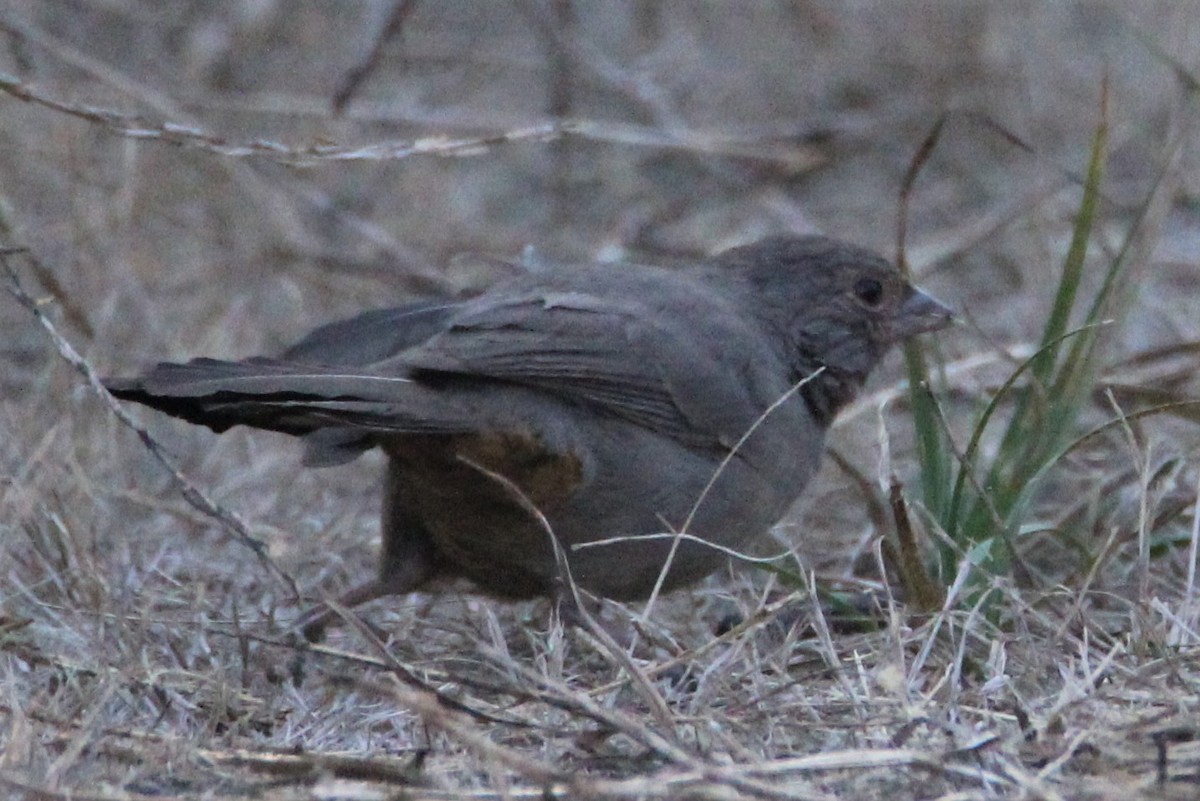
[943,325,1102,540]
[969,96,1108,534]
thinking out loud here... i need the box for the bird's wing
[281,300,465,366]
[396,285,776,448]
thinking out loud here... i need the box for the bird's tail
[105,357,473,464]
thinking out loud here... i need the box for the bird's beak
[894,287,954,340]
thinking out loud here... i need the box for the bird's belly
[408,471,794,601]
[388,431,581,598]
[389,412,822,602]
[554,438,814,599]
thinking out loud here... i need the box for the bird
[105,235,952,639]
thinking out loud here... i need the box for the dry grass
[2,3,1200,799]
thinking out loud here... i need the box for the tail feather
[103,357,472,437]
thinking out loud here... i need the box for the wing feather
[397,286,774,446]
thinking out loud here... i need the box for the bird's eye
[854,277,884,307]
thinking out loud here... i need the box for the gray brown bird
[106,235,951,639]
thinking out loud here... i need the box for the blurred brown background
[1,2,1198,796]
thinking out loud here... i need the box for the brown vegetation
[2,3,1198,799]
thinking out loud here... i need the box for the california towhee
[106,235,951,638]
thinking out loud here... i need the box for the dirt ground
[2,2,1199,799]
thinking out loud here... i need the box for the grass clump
[899,81,1197,620]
